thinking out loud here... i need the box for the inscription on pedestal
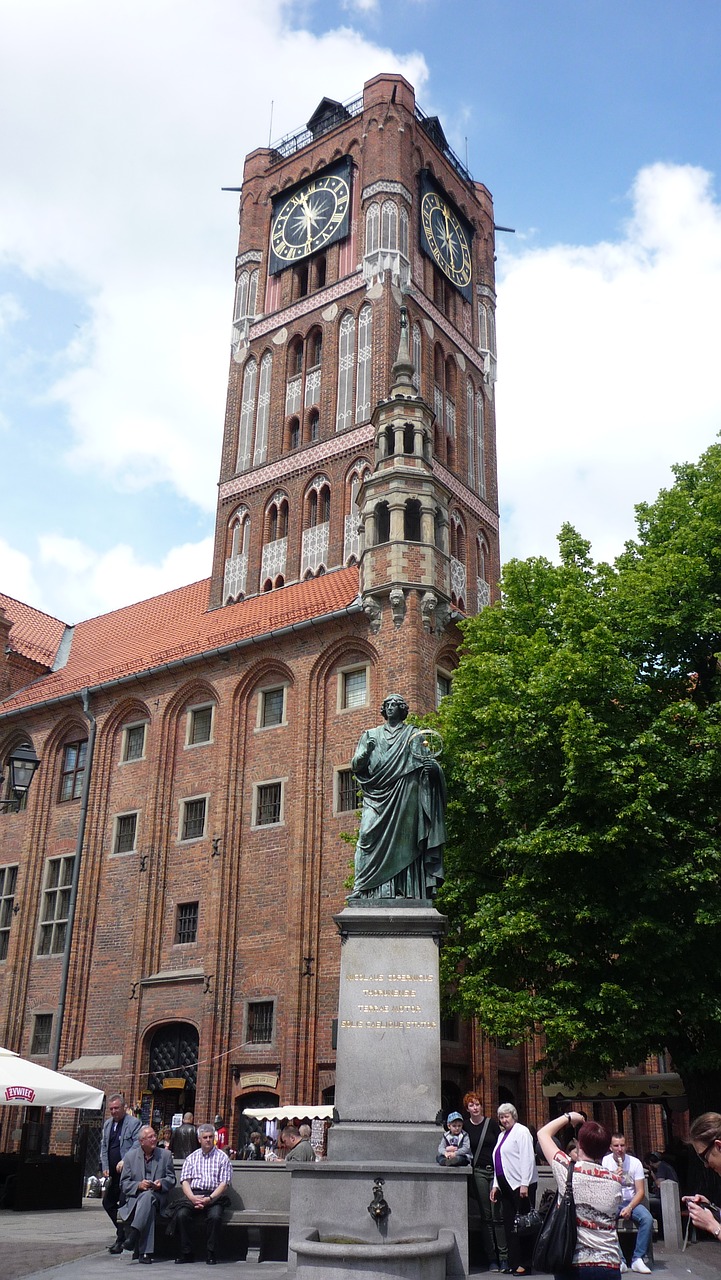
[342,971,437,1029]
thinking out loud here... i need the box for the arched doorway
[144,1022,198,1130]
[234,1090,280,1152]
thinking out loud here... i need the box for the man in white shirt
[176,1124,233,1265]
[602,1133,653,1273]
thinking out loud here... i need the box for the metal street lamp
[0,742,41,812]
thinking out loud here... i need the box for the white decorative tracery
[476,393,487,498]
[285,375,302,416]
[252,351,272,466]
[451,557,467,606]
[261,537,287,582]
[301,522,330,576]
[355,304,372,423]
[236,358,257,472]
[224,553,248,601]
[336,312,355,431]
[304,366,321,408]
[477,578,491,611]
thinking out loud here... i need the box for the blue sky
[1,0,720,621]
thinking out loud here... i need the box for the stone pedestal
[328,904,446,1163]
[286,902,469,1280]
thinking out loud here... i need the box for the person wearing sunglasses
[685,1113,721,1240]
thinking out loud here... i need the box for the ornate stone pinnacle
[390,305,416,392]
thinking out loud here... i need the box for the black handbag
[514,1207,543,1236]
[532,1158,578,1272]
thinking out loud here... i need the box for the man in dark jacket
[119,1126,176,1263]
[101,1093,141,1253]
[170,1112,200,1160]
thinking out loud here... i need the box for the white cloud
[341,0,380,13]
[496,162,721,566]
[0,540,42,608]
[36,534,215,622]
[0,0,427,512]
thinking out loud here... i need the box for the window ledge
[140,968,205,987]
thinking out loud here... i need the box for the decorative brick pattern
[218,425,373,503]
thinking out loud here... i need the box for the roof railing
[267,92,475,186]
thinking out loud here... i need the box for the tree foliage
[435,444,721,1112]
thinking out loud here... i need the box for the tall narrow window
[236,357,258,472]
[255,782,283,826]
[375,501,390,544]
[476,393,486,498]
[252,351,272,466]
[37,855,75,955]
[0,864,18,961]
[247,1000,274,1043]
[355,304,372,423]
[31,1013,53,1055]
[341,668,367,710]
[400,207,409,259]
[337,769,359,812]
[365,203,380,254]
[115,813,138,854]
[380,200,398,251]
[175,901,199,944]
[181,797,207,841]
[404,499,421,542]
[336,312,355,431]
[59,740,87,802]
[466,378,476,490]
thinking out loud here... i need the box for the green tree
[436,444,721,1115]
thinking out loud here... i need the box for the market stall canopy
[242,1104,334,1122]
[0,1046,105,1109]
[543,1072,686,1104]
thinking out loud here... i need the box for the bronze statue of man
[348,694,446,900]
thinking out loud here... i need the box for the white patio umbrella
[0,1046,104,1109]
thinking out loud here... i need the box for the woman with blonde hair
[490,1103,538,1276]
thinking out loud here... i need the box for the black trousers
[176,1200,225,1256]
[496,1173,536,1272]
[102,1169,124,1238]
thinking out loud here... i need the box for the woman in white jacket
[490,1103,538,1275]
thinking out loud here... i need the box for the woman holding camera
[537,1111,623,1279]
[685,1112,721,1240]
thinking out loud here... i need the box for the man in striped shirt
[175,1124,233,1265]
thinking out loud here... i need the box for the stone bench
[160,1160,291,1260]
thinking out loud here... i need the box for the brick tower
[209,70,500,711]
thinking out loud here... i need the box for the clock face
[420,190,472,289]
[271,173,351,265]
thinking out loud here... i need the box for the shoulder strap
[472,1117,492,1166]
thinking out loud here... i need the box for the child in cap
[436,1111,471,1165]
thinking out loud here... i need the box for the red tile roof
[0,568,361,717]
[0,594,68,669]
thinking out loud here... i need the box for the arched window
[355,303,372,423]
[286,328,322,444]
[365,203,380,255]
[400,207,409,260]
[375,501,390,545]
[404,499,421,542]
[476,392,486,498]
[380,200,398,251]
[344,460,370,563]
[288,417,300,450]
[261,492,289,591]
[307,409,319,443]
[302,475,331,577]
[466,379,476,490]
[236,357,258,472]
[252,351,272,466]
[450,513,467,610]
[336,311,356,431]
[232,269,259,348]
[314,255,326,291]
[412,322,422,392]
[304,328,322,409]
[403,423,414,454]
[477,535,491,610]
[224,506,250,602]
[478,301,495,353]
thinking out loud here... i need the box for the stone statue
[348,694,446,901]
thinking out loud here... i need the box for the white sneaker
[619,1263,627,1273]
[631,1260,651,1274]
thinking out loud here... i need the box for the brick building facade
[0,73,668,1158]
